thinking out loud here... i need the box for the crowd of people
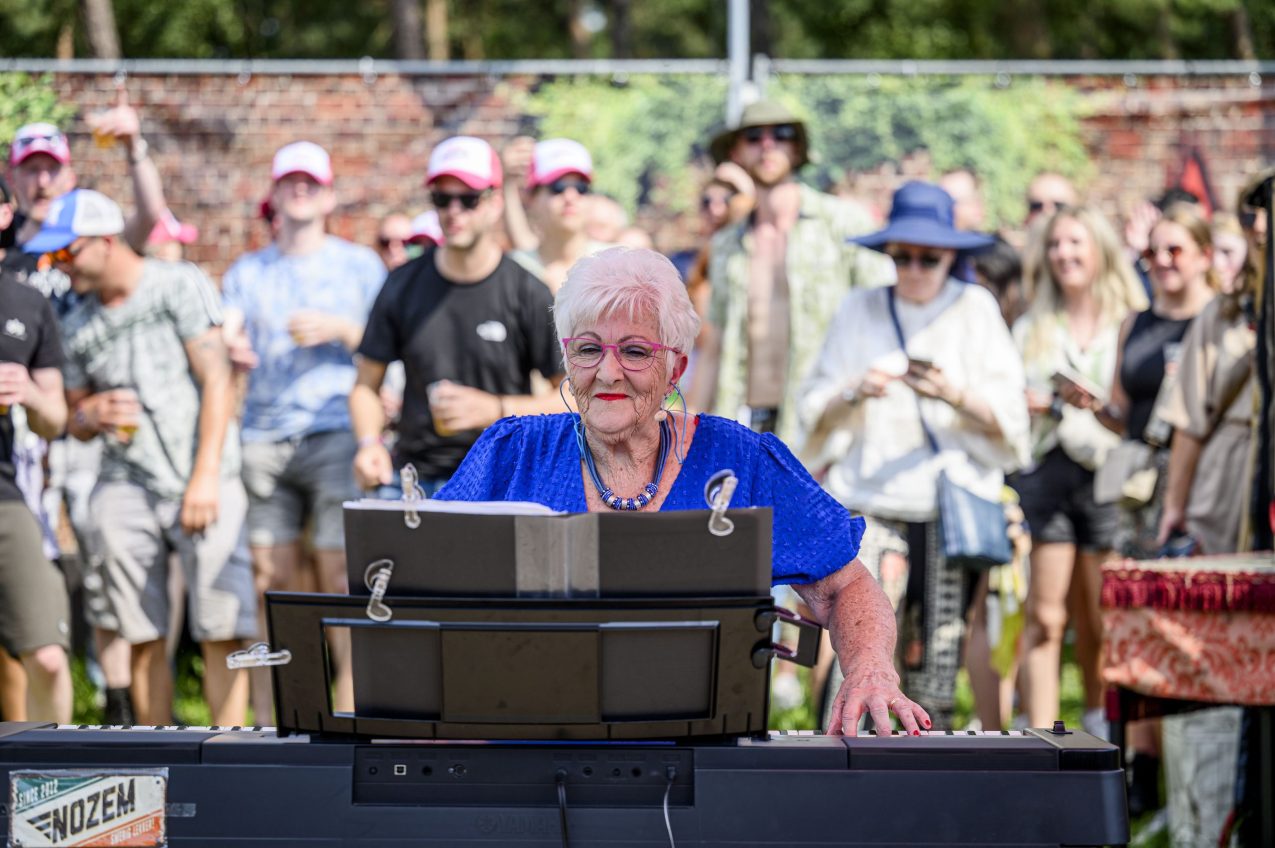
[0,91,1269,843]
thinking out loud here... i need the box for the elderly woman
[435,246,929,736]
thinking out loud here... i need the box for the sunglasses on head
[430,189,488,211]
[545,178,590,196]
[886,249,945,270]
[1142,244,1185,263]
[742,124,798,144]
[14,131,65,152]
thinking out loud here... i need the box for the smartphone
[907,357,935,374]
[1050,368,1105,403]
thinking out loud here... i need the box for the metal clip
[364,559,395,622]
[226,642,292,670]
[704,469,738,537]
[400,464,425,529]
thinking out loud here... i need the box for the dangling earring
[672,381,689,464]
[654,382,672,423]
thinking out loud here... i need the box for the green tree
[0,74,77,162]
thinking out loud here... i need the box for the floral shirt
[707,184,893,448]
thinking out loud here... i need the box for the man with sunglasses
[691,100,891,448]
[26,188,255,726]
[221,142,384,715]
[1024,172,1078,230]
[351,136,564,496]
[503,138,611,293]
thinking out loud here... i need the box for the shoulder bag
[887,288,1013,570]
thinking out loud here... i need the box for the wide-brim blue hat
[850,180,994,252]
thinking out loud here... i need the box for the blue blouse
[435,413,865,586]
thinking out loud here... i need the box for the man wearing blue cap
[29,189,257,726]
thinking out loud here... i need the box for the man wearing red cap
[351,136,564,496]
[222,141,385,716]
[503,138,612,293]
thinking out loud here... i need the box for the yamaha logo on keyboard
[8,770,167,847]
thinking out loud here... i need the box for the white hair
[553,247,700,358]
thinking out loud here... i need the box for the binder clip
[400,464,426,529]
[364,558,395,622]
[226,642,292,670]
[704,469,738,537]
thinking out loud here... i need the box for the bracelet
[496,395,508,419]
[128,137,149,165]
[356,434,381,449]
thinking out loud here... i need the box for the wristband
[128,137,149,164]
[357,434,382,449]
[497,395,508,419]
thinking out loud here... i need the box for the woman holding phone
[799,182,1030,729]
[1011,206,1147,736]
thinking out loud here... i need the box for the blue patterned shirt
[222,237,385,442]
[436,413,865,586]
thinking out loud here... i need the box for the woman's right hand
[1056,381,1098,410]
[354,442,393,491]
[856,368,894,399]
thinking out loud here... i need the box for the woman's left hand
[901,363,961,408]
[825,664,931,737]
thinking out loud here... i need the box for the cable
[662,765,678,848]
[555,768,571,848]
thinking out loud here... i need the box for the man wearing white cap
[221,142,385,716]
[503,138,612,293]
[29,188,256,726]
[351,136,564,496]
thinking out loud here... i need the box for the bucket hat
[850,181,994,252]
[709,100,810,169]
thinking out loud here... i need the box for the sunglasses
[46,239,90,265]
[561,337,680,372]
[430,189,488,211]
[1028,199,1070,214]
[1239,207,1265,229]
[886,250,945,270]
[544,178,591,196]
[701,192,736,211]
[742,124,798,144]
[377,235,407,249]
[1142,244,1185,263]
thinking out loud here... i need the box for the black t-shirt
[0,275,65,501]
[1120,308,1192,443]
[358,250,562,479]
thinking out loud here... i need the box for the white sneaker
[1082,707,1109,741]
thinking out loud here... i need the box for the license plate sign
[9,770,167,847]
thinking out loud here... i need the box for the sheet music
[344,499,564,516]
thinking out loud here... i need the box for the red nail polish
[913,729,920,736]
[924,720,932,728]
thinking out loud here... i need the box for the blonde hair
[1153,202,1221,291]
[1020,206,1148,360]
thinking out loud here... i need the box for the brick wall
[41,71,1275,279]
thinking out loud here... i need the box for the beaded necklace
[576,417,673,511]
